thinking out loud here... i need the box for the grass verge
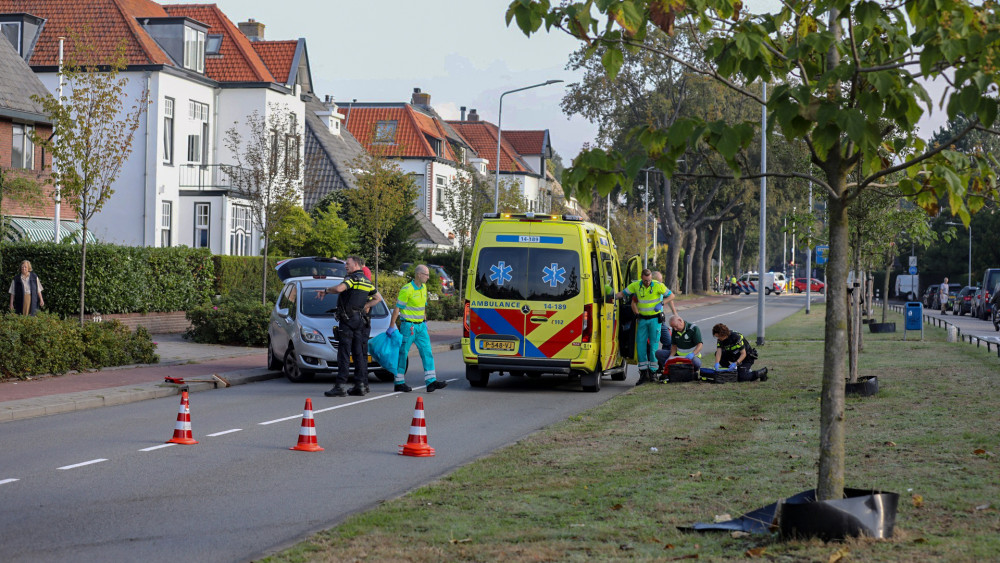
[265,304,999,562]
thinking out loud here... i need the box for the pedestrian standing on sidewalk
[320,256,381,397]
[939,277,949,314]
[390,264,447,393]
[8,260,44,316]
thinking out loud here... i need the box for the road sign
[815,245,829,265]
[909,256,917,268]
[909,266,917,275]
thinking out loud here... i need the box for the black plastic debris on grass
[679,488,899,541]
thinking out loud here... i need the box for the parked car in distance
[793,277,825,293]
[952,286,977,316]
[975,268,1000,319]
[921,284,940,309]
[971,287,986,319]
[268,257,396,383]
[427,264,455,294]
[275,256,346,279]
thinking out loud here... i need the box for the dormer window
[1,21,19,53]
[0,13,44,58]
[183,26,205,72]
[205,34,222,56]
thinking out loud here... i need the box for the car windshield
[275,257,346,281]
[296,282,389,318]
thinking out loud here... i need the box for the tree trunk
[702,223,722,292]
[882,256,893,324]
[849,284,859,383]
[664,227,683,291]
[734,226,747,275]
[692,228,706,293]
[79,224,88,325]
[818,188,848,501]
[684,228,696,295]
[261,234,269,305]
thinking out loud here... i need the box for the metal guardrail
[178,164,242,189]
[886,303,1000,357]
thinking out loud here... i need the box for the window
[411,173,426,214]
[187,101,209,163]
[160,201,173,247]
[205,34,223,55]
[194,203,210,248]
[373,120,397,143]
[428,137,442,157]
[183,26,205,72]
[1,22,19,53]
[474,247,581,302]
[284,113,299,178]
[163,97,174,163]
[230,204,252,256]
[11,123,34,169]
[434,175,446,214]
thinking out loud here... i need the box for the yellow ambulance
[462,212,629,392]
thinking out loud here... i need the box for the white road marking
[58,459,108,470]
[690,305,755,324]
[260,380,459,424]
[0,478,19,486]
[139,444,177,452]
[206,428,242,437]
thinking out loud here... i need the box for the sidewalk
[0,323,462,423]
[0,295,730,423]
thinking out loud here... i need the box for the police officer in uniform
[390,264,447,393]
[320,256,382,397]
[710,323,768,381]
[616,268,677,385]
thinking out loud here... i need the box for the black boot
[636,369,650,386]
[324,385,347,397]
[348,382,367,396]
[754,367,768,382]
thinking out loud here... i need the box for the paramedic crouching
[655,315,703,370]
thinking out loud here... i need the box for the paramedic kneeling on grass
[656,315,703,370]
[616,268,676,385]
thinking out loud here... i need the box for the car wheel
[282,347,313,383]
[467,364,489,388]
[376,357,407,382]
[267,338,282,370]
[580,370,601,392]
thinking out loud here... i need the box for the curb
[0,340,462,424]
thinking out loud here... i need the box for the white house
[0,1,307,255]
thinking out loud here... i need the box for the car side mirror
[277,308,289,319]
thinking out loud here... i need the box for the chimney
[467,108,479,122]
[411,87,431,106]
[460,106,467,121]
[238,18,265,41]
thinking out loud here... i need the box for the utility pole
[756,82,767,346]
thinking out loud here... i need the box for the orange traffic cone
[290,398,324,452]
[166,391,198,445]
[399,396,435,457]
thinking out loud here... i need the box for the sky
[165,0,950,163]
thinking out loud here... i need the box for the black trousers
[336,316,369,385]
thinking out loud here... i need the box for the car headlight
[300,326,326,344]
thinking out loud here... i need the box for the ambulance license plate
[481,340,516,352]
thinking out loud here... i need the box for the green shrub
[0,243,214,315]
[427,294,464,321]
[376,274,408,308]
[0,313,158,380]
[212,255,284,301]
[185,296,271,346]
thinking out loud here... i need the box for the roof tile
[504,130,546,155]
[344,105,460,162]
[163,4,274,83]
[447,120,530,173]
[251,40,296,84]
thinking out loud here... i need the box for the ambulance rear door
[519,223,585,361]
[594,233,620,371]
[618,255,642,363]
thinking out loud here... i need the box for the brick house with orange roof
[340,88,482,246]
[447,108,554,214]
[0,1,307,255]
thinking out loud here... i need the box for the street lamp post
[493,80,563,213]
[946,221,972,287]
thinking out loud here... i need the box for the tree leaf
[602,47,625,81]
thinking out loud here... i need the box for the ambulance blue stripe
[472,308,523,354]
[495,235,563,244]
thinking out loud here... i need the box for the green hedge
[0,243,214,315]
[0,313,158,380]
[212,255,285,303]
[185,296,271,346]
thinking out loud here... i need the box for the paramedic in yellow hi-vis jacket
[617,268,677,385]
[390,264,447,393]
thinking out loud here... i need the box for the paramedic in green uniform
[617,268,676,385]
[390,264,447,393]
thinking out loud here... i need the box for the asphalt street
[0,294,814,563]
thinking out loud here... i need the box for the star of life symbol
[542,263,566,288]
[490,261,513,285]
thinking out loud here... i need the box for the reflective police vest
[396,281,427,323]
[625,280,670,317]
[719,332,746,361]
[337,271,376,321]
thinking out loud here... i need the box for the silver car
[267,275,396,383]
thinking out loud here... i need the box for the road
[919,303,1000,342]
[0,295,812,563]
